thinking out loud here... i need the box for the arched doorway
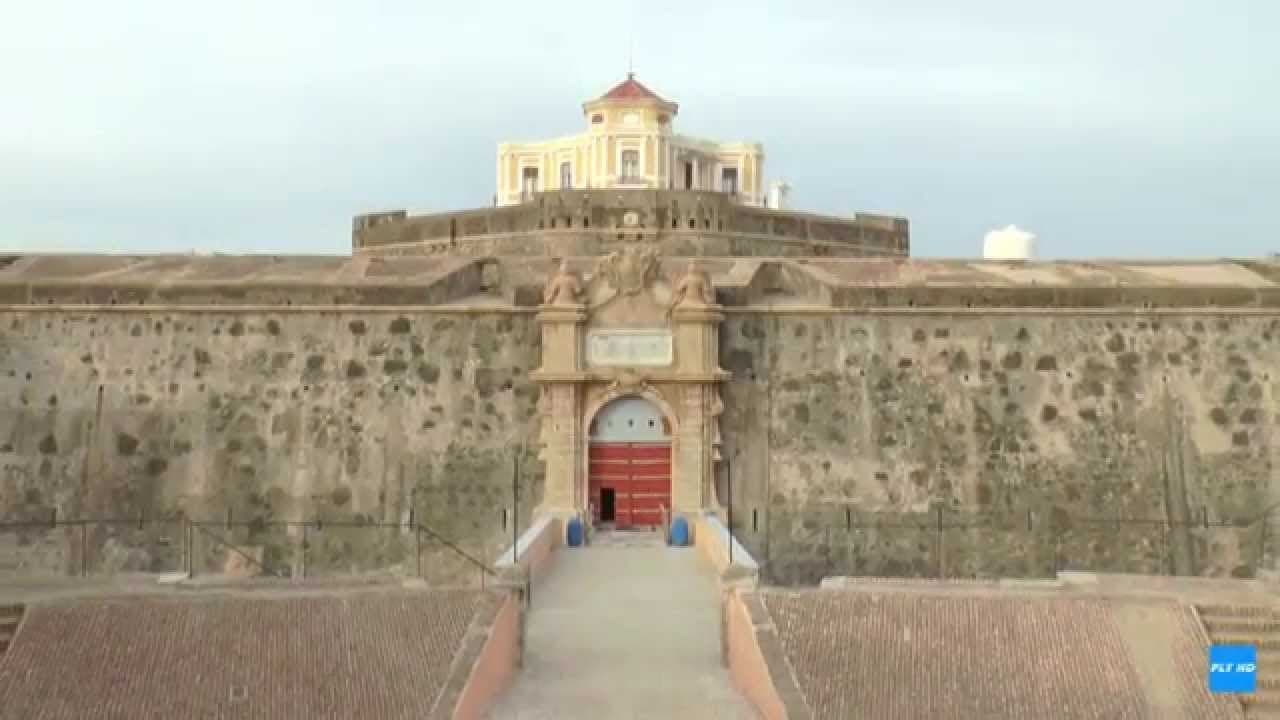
[587,396,672,530]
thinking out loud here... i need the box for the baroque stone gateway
[2,75,1280,586]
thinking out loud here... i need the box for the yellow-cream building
[496,74,766,207]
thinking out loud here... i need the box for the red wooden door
[588,443,671,530]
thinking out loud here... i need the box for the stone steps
[1206,618,1280,635]
[1198,604,1280,719]
[1209,633,1280,652]
[0,604,25,657]
[1242,691,1280,716]
[1199,604,1280,620]
[586,529,667,549]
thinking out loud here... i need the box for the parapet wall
[352,189,909,258]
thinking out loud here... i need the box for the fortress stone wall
[0,254,548,579]
[353,189,910,259]
[3,236,1280,586]
[721,309,1280,584]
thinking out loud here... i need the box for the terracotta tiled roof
[0,590,488,720]
[760,590,1242,720]
[598,73,668,103]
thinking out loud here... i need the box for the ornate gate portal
[531,247,728,532]
[587,396,672,529]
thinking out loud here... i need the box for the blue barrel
[669,516,690,547]
[566,517,584,547]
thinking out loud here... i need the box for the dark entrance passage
[600,488,616,523]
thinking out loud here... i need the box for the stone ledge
[738,591,814,720]
[721,305,1280,315]
[0,303,539,314]
[430,590,514,720]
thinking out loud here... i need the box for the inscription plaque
[586,331,673,367]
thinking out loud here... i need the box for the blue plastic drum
[566,517,584,547]
[670,516,690,547]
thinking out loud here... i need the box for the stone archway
[585,395,673,529]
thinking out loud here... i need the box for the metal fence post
[727,456,733,565]
[935,505,944,579]
[1261,514,1270,572]
[81,522,88,577]
[513,450,519,561]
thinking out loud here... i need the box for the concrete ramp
[486,530,757,719]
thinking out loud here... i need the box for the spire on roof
[597,74,669,103]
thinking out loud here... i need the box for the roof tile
[0,590,487,720]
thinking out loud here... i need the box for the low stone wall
[493,515,562,588]
[444,592,521,720]
[446,516,564,719]
[724,591,812,720]
[695,513,760,587]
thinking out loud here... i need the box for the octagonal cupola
[582,73,678,135]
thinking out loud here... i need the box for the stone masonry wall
[0,309,544,581]
[360,229,901,260]
[6,295,1278,588]
[719,311,1280,585]
[353,189,910,257]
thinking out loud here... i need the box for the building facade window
[521,167,539,199]
[560,162,572,189]
[721,167,739,195]
[620,150,639,181]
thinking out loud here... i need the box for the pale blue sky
[1,0,1276,258]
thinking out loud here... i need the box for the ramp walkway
[486,529,757,720]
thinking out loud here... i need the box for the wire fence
[6,503,1273,589]
[0,511,510,588]
[727,504,1274,586]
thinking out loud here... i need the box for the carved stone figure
[709,387,724,449]
[606,369,653,396]
[595,245,661,296]
[669,260,716,313]
[542,260,584,305]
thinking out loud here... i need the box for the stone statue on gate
[542,260,584,306]
[668,260,716,314]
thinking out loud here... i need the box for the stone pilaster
[670,303,729,516]
[531,304,588,520]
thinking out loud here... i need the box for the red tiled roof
[598,73,669,103]
[0,590,488,720]
[760,590,1242,720]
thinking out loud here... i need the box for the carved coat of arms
[594,245,660,296]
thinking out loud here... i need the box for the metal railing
[726,503,1277,585]
[0,513,500,587]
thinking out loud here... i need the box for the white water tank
[768,181,791,211]
[983,225,1036,260]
